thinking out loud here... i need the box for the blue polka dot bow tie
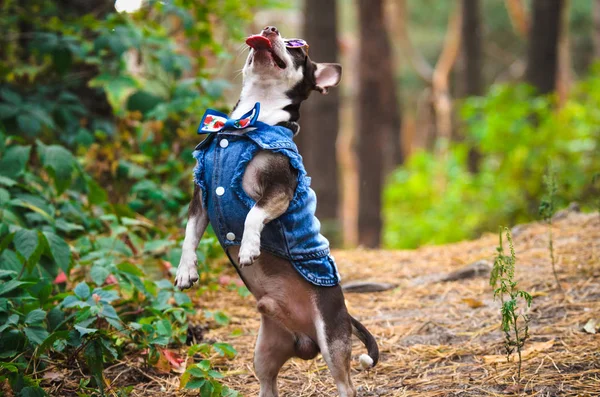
[197,102,260,134]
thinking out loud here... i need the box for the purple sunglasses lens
[285,39,308,48]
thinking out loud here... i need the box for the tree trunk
[525,0,563,95]
[300,0,341,244]
[382,1,403,172]
[357,0,400,248]
[458,0,484,172]
[556,0,571,107]
[458,0,484,98]
[594,0,600,60]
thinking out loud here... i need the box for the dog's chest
[192,126,340,287]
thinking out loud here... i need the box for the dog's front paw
[238,240,260,268]
[175,256,199,290]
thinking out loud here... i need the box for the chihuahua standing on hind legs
[174,26,379,397]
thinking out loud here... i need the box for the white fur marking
[233,35,305,126]
[239,206,267,266]
[359,354,374,370]
[175,216,201,289]
[314,311,331,365]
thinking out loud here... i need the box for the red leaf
[105,275,118,285]
[161,260,172,272]
[156,349,185,373]
[54,271,67,284]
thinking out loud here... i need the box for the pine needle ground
[41,212,600,396]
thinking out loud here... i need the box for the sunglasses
[285,38,309,52]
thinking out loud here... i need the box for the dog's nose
[262,26,279,36]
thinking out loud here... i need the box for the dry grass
[48,212,600,396]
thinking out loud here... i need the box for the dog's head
[234,26,342,126]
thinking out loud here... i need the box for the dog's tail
[350,316,379,369]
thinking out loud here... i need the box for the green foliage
[384,74,600,248]
[490,228,532,382]
[181,343,240,396]
[0,0,281,394]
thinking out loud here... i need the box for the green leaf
[25,309,46,325]
[24,326,49,345]
[17,114,42,136]
[85,175,108,205]
[0,88,22,105]
[155,319,172,336]
[174,291,191,306]
[187,343,212,357]
[0,269,16,279]
[55,219,85,233]
[126,90,162,115]
[89,74,140,113]
[212,342,237,359]
[9,197,54,224]
[74,282,91,299]
[25,105,55,129]
[116,262,144,277]
[0,250,23,274]
[0,145,31,178]
[0,103,18,119]
[90,265,110,285]
[0,313,19,332]
[207,369,224,379]
[0,187,10,205]
[0,176,17,187]
[13,228,39,261]
[184,379,206,389]
[221,386,241,397]
[20,386,47,397]
[213,311,230,326]
[36,330,69,356]
[84,339,105,394]
[42,231,71,271]
[143,239,174,254]
[197,359,211,371]
[75,325,97,337]
[38,143,75,194]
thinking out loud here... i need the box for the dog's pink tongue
[246,35,272,50]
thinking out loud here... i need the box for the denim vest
[192,122,340,287]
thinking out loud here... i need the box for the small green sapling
[490,227,533,383]
[539,168,563,292]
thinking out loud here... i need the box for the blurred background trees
[1,0,599,250]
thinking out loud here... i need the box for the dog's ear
[314,63,342,95]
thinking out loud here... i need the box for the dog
[175,26,378,397]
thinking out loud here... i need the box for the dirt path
[118,212,599,396]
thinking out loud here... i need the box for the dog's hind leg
[315,288,356,397]
[254,315,295,397]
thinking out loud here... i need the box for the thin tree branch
[505,0,529,37]
[432,2,463,144]
[395,0,434,84]
[432,4,463,93]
